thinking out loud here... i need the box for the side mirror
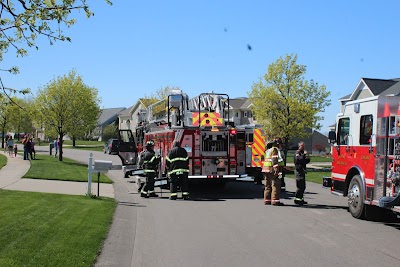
[328,131,336,144]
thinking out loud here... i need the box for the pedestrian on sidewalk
[13,144,18,158]
[7,136,14,157]
[294,141,310,205]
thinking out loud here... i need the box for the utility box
[93,160,112,173]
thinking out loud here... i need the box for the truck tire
[348,175,365,219]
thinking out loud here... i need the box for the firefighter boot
[169,193,177,200]
[149,192,159,198]
[182,192,190,200]
[141,192,149,198]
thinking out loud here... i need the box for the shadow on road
[118,201,147,208]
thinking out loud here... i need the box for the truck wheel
[348,175,365,219]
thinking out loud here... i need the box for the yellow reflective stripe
[148,156,156,163]
[166,156,171,162]
[182,192,189,195]
[168,169,189,175]
[169,157,189,162]
[170,193,178,196]
[144,169,156,173]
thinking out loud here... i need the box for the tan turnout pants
[264,172,281,203]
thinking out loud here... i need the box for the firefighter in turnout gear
[262,140,284,206]
[166,140,190,200]
[139,140,161,198]
[294,141,310,205]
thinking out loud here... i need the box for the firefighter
[139,140,160,198]
[262,140,284,206]
[274,138,286,191]
[166,140,190,200]
[294,141,310,205]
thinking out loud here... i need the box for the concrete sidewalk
[0,151,114,198]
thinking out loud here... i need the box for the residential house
[93,107,126,141]
[118,98,151,132]
[227,97,255,126]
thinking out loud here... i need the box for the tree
[34,70,101,161]
[248,54,331,161]
[0,0,112,102]
[7,97,35,141]
[102,124,118,141]
[0,97,13,148]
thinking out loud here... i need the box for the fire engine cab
[328,78,400,219]
[128,89,248,188]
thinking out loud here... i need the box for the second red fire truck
[328,78,400,219]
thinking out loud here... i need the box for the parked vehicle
[104,138,119,154]
[328,78,400,220]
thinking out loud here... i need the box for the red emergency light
[230,129,237,135]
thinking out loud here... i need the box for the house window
[243,111,248,118]
[235,112,239,118]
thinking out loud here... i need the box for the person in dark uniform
[294,141,310,205]
[166,140,190,200]
[139,140,160,198]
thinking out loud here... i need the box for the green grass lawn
[0,153,6,169]
[0,190,115,267]
[64,145,104,152]
[63,140,104,146]
[62,140,104,152]
[23,154,112,183]
[286,151,332,162]
[286,170,331,184]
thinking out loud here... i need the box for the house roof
[229,97,248,109]
[98,107,126,126]
[119,105,133,117]
[340,78,400,101]
[362,78,398,95]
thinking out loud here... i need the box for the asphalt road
[47,146,400,267]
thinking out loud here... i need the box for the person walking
[7,136,14,157]
[262,140,284,206]
[30,138,36,160]
[294,141,311,205]
[13,144,18,158]
[22,135,28,160]
[26,137,34,160]
[166,140,190,200]
[139,140,160,198]
[54,138,59,158]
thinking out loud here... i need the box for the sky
[3,0,400,134]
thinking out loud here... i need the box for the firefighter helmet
[146,140,155,147]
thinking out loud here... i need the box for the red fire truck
[328,92,400,219]
[130,90,248,188]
